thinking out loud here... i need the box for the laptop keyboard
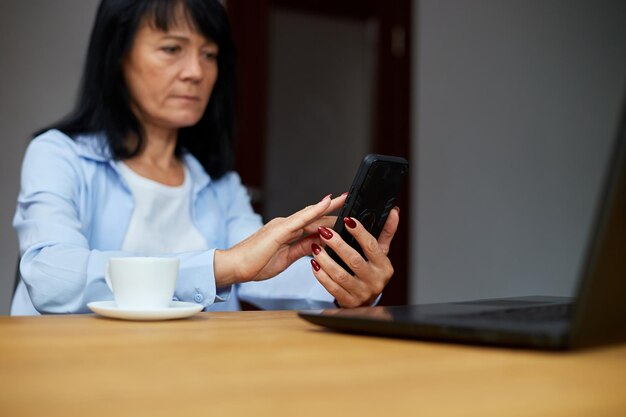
[444,303,573,323]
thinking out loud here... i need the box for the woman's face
[123,19,218,133]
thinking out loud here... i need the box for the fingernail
[311,243,321,255]
[320,193,332,202]
[318,226,333,240]
[343,217,357,229]
[394,206,400,214]
[341,191,349,197]
[311,259,321,271]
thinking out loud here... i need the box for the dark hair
[41,0,236,179]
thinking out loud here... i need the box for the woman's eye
[203,51,218,61]
[161,45,181,54]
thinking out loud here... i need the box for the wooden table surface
[1,310,625,416]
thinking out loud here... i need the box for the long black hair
[41,0,236,179]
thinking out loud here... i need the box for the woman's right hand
[213,193,347,286]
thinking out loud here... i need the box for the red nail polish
[311,259,321,271]
[318,226,333,240]
[343,217,357,229]
[320,193,332,202]
[341,191,349,197]
[311,243,321,255]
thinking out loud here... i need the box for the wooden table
[1,311,625,416]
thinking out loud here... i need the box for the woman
[12,0,399,315]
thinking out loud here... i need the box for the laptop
[299,93,626,350]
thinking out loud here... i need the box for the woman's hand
[214,193,347,286]
[310,207,400,308]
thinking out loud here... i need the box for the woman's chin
[168,114,205,129]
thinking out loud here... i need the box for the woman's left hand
[310,207,400,308]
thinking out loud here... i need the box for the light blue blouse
[12,130,335,315]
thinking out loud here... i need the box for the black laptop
[299,93,626,350]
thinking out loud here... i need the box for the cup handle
[104,262,112,291]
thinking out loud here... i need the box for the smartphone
[326,154,409,274]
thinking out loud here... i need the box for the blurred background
[0,0,625,314]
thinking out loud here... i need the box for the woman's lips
[171,95,201,101]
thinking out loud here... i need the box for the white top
[116,162,209,255]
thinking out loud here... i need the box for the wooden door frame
[227,0,412,306]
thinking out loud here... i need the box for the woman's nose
[180,54,203,82]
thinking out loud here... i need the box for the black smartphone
[326,154,409,274]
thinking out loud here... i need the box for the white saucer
[87,300,203,321]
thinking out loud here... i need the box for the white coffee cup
[105,257,179,310]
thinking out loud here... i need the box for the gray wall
[411,0,626,303]
[0,0,99,313]
[1,0,625,313]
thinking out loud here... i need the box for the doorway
[227,0,411,305]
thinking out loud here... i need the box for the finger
[302,216,337,234]
[324,216,384,268]
[314,232,387,306]
[285,193,346,235]
[324,192,348,215]
[310,257,361,308]
[286,234,321,262]
[339,218,393,294]
[341,217,388,264]
[377,207,400,256]
[313,231,375,303]
[311,259,352,305]
[316,225,371,277]
[283,194,333,232]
